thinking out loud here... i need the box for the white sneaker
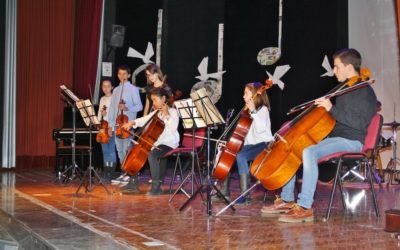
[111,174,126,184]
[119,175,131,184]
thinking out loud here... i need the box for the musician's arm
[131,110,157,128]
[107,94,118,129]
[127,86,143,113]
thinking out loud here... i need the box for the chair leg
[169,154,180,193]
[325,159,342,221]
[367,161,380,217]
[337,165,347,210]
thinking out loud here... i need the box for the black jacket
[329,84,377,143]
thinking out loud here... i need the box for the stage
[0,169,399,249]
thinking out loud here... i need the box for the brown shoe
[278,204,314,223]
[261,196,295,215]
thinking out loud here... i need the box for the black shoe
[121,177,140,194]
[146,181,163,196]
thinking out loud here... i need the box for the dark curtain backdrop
[72,0,103,99]
[16,0,76,168]
[113,0,348,133]
[223,0,348,132]
[114,0,162,87]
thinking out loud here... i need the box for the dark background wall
[104,0,348,132]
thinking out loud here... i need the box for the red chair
[318,113,382,220]
[163,128,206,193]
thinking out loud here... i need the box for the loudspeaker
[110,25,125,48]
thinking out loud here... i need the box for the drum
[385,209,400,232]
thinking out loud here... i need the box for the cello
[213,81,273,181]
[250,68,374,190]
[121,111,165,176]
[96,105,110,144]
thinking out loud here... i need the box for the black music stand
[75,99,110,194]
[169,99,206,201]
[179,88,235,216]
[57,85,82,183]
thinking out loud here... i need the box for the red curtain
[72,0,103,99]
[16,0,76,168]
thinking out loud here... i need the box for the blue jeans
[281,137,363,209]
[115,135,133,163]
[237,142,268,175]
[101,132,117,164]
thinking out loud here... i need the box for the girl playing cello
[121,88,180,195]
[217,82,274,204]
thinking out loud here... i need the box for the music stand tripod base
[56,87,83,184]
[73,100,110,195]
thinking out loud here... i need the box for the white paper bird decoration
[320,55,334,77]
[195,57,226,81]
[127,42,154,64]
[266,65,290,90]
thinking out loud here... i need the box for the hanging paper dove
[127,42,154,64]
[320,55,334,77]
[266,65,290,90]
[195,57,226,82]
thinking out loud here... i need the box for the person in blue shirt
[107,65,143,185]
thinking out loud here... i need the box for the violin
[121,112,165,176]
[250,68,375,190]
[213,81,273,181]
[96,105,110,144]
[115,98,130,139]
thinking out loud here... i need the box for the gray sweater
[329,84,377,144]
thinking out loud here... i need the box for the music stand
[57,85,82,183]
[75,99,110,194]
[169,99,206,201]
[384,121,400,185]
[179,88,235,216]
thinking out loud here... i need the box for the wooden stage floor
[0,169,399,249]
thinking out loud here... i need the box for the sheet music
[174,99,207,129]
[76,99,100,127]
[60,85,79,102]
[190,88,224,125]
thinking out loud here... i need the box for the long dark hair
[149,88,172,107]
[245,82,271,110]
[145,64,165,85]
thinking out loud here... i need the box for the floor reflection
[0,169,399,249]
[1,172,15,216]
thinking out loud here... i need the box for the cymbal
[383,121,400,128]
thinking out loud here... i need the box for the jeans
[236,142,268,175]
[148,145,172,182]
[101,132,117,164]
[115,135,132,164]
[281,137,363,209]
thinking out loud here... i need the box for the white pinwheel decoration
[127,42,154,64]
[195,57,226,81]
[320,55,334,77]
[266,65,291,90]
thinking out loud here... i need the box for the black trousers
[148,144,172,182]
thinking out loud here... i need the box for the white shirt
[97,95,112,122]
[132,108,180,149]
[244,106,274,145]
